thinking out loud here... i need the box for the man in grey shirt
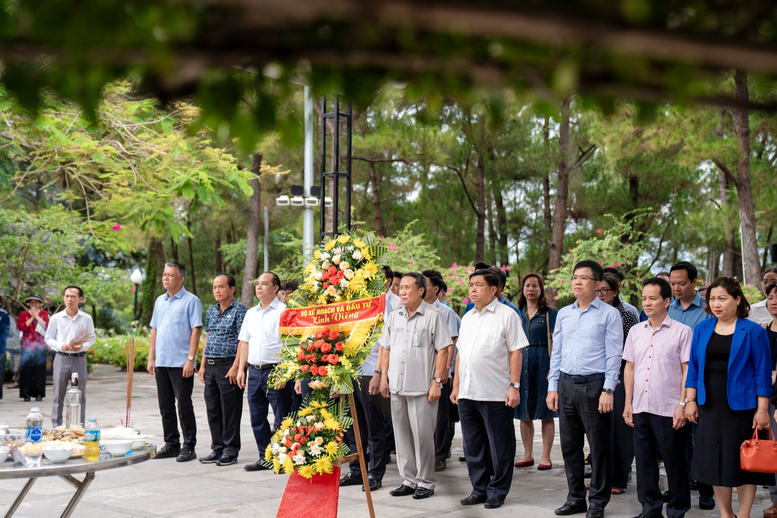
[379,272,452,500]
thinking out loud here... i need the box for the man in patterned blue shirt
[198,273,247,466]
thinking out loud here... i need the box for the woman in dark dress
[513,273,558,470]
[598,273,639,493]
[760,282,777,518]
[685,277,773,518]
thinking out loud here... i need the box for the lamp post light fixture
[130,269,143,322]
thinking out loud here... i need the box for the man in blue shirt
[547,260,623,518]
[0,294,8,400]
[668,261,715,511]
[148,262,203,462]
[197,273,247,466]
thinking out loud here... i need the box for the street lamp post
[130,269,143,321]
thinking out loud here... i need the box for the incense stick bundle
[125,338,137,427]
[69,325,95,347]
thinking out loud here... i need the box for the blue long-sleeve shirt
[548,296,624,392]
[0,309,8,354]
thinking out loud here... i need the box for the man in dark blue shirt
[198,273,248,466]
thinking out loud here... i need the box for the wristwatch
[374,369,382,375]
[679,401,687,408]
[187,355,195,361]
[510,382,520,389]
[602,388,613,395]
[685,397,696,404]
[434,377,442,383]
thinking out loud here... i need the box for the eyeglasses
[596,288,613,295]
[571,275,596,282]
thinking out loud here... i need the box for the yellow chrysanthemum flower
[324,240,336,251]
[313,250,322,260]
[298,465,315,479]
[319,409,332,420]
[315,456,333,474]
[298,407,313,417]
[282,456,295,474]
[273,458,281,474]
[265,444,273,461]
[352,238,366,249]
[281,417,294,430]
[311,400,327,409]
[362,248,372,260]
[324,418,340,431]
[337,234,350,244]
[325,441,339,456]
[363,261,379,277]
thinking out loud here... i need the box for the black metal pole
[133,287,138,321]
[320,96,327,242]
[332,95,340,235]
[346,100,352,232]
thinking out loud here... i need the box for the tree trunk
[186,214,197,297]
[368,161,385,236]
[628,174,639,211]
[718,167,737,278]
[761,226,773,271]
[214,233,222,273]
[140,237,164,326]
[548,97,571,280]
[240,153,263,306]
[732,70,760,285]
[494,186,509,266]
[474,147,486,263]
[486,195,496,265]
[542,116,553,233]
[706,247,719,282]
[170,236,179,263]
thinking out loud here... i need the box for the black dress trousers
[558,375,612,510]
[633,412,690,518]
[434,379,454,462]
[459,398,516,502]
[203,360,244,458]
[344,375,387,481]
[155,366,197,449]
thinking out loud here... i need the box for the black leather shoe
[35,396,42,401]
[698,496,715,510]
[176,447,196,462]
[461,494,488,506]
[216,455,237,466]
[244,460,271,471]
[485,498,504,509]
[199,452,221,463]
[362,478,382,492]
[435,460,446,472]
[413,487,434,499]
[586,505,604,518]
[155,445,181,459]
[555,501,588,516]
[340,471,362,486]
[389,485,416,497]
[459,455,466,462]
[23,397,30,402]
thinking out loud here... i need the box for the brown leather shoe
[764,503,777,518]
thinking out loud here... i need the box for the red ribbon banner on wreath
[279,294,386,336]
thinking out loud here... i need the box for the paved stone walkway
[0,364,770,517]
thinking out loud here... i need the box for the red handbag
[741,427,777,473]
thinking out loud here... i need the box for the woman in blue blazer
[685,277,773,518]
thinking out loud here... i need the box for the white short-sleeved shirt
[456,298,529,401]
[238,298,286,366]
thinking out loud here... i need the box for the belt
[527,343,547,347]
[249,363,278,370]
[206,357,235,365]
[57,351,86,358]
[560,372,605,383]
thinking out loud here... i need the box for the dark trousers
[19,348,47,399]
[373,391,395,456]
[344,375,387,481]
[155,366,196,449]
[246,366,292,454]
[611,361,634,488]
[434,379,453,462]
[634,413,690,518]
[558,375,612,510]
[203,360,244,458]
[459,398,516,502]
[684,421,714,498]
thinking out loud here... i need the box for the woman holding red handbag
[685,277,773,518]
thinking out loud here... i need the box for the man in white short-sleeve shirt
[452,268,528,509]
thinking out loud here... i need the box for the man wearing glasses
[547,260,623,518]
[236,272,292,472]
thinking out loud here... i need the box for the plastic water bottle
[64,373,82,429]
[84,418,100,462]
[25,407,43,443]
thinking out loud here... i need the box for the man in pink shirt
[623,277,692,518]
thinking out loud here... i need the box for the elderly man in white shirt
[45,285,96,427]
[452,269,528,510]
[236,272,291,472]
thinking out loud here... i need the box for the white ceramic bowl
[103,440,132,456]
[43,445,74,464]
[0,446,10,463]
